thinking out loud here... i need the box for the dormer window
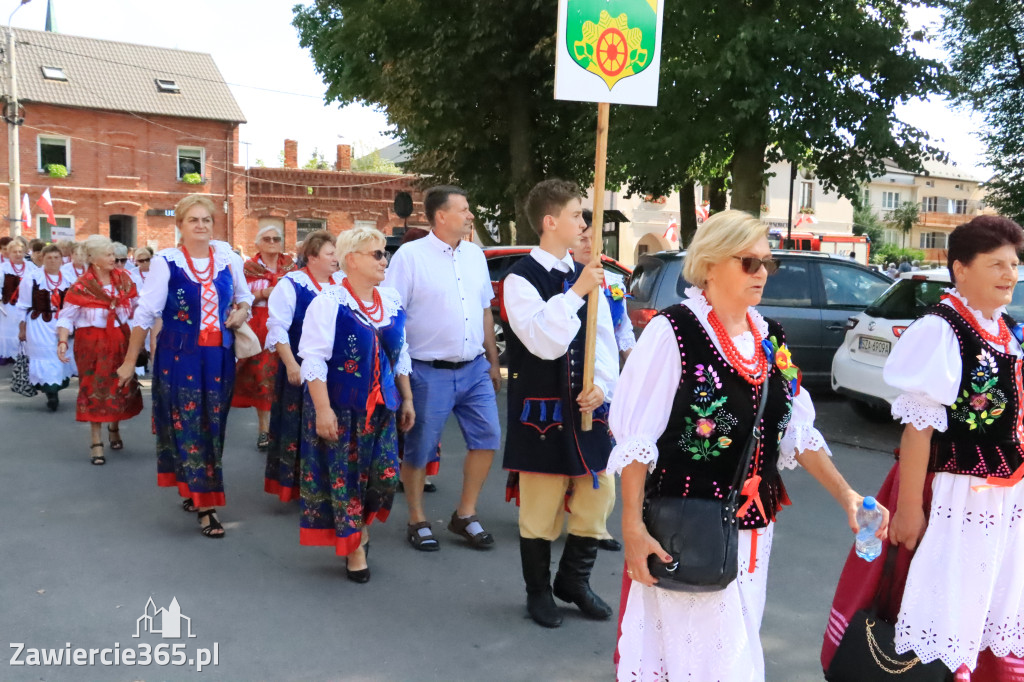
[155,79,180,93]
[41,66,66,81]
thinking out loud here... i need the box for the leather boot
[552,534,612,620]
[520,536,562,628]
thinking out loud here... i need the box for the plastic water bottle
[855,496,883,562]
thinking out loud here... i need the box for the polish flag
[37,188,56,226]
[663,217,679,242]
[20,193,31,230]
[696,202,710,222]
[794,213,818,229]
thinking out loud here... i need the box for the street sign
[554,0,664,106]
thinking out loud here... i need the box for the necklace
[706,304,768,386]
[182,245,214,283]
[44,270,63,311]
[943,293,1013,352]
[73,263,85,277]
[11,260,25,275]
[342,277,384,323]
[302,267,326,291]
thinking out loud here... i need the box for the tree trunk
[708,176,727,213]
[729,124,769,217]
[679,179,697,247]
[508,85,539,245]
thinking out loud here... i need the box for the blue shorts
[403,355,502,469]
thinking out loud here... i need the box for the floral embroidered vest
[324,302,405,414]
[925,304,1024,477]
[650,305,794,530]
[284,275,321,357]
[502,255,613,481]
[159,260,235,352]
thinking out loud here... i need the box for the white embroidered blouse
[264,270,345,351]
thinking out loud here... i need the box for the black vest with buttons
[924,304,1024,478]
[649,304,794,530]
[501,255,613,481]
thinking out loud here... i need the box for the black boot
[552,534,612,620]
[520,537,562,628]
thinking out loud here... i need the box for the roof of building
[3,27,245,123]
[881,157,982,183]
[375,140,410,165]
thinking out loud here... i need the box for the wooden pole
[581,101,610,431]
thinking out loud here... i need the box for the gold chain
[865,619,922,674]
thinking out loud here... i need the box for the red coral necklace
[705,300,768,386]
[943,293,1012,352]
[342,277,383,323]
[181,245,214,283]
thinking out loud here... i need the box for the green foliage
[886,202,920,247]
[941,0,1024,222]
[871,243,925,266]
[303,148,331,170]
[352,150,401,174]
[182,172,203,185]
[853,205,886,246]
[46,164,67,178]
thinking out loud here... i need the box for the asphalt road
[0,367,901,682]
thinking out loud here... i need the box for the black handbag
[825,549,952,681]
[642,360,772,592]
[11,343,37,398]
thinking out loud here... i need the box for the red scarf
[63,266,138,330]
[243,253,295,288]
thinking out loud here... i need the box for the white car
[831,268,1024,421]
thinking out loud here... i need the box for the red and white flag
[663,217,679,242]
[36,188,56,226]
[20,193,31,230]
[794,213,818,229]
[696,202,710,222]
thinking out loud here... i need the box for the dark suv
[627,250,893,386]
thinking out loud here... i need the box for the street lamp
[6,0,32,238]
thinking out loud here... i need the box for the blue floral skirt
[153,343,235,507]
[299,390,399,555]
[265,362,303,502]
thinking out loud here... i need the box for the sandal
[407,522,439,552]
[197,509,225,539]
[447,511,495,549]
[182,498,196,513]
[90,443,105,466]
[256,432,270,451]
[107,425,123,451]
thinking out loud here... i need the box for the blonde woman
[609,210,886,681]
[1,237,35,362]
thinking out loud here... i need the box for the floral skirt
[265,362,303,502]
[74,326,143,423]
[153,342,235,508]
[299,390,399,556]
[231,306,276,411]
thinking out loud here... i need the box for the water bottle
[855,496,883,562]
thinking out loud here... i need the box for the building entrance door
[109,215,136,247]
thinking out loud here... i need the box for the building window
[925,180,935,187]
[883,228,901,244]
[38,135,69,172]
[954,183,964,190]
[177,147,204,179]
[922,196,939,213]
[920,232,947,249]
[861,188,870,207]
[799,180,814,211]
[296,220,325,246]
[36,215,73,242]
[41,66,67,81]
[953,199,968,214]
[155,79,180,93]
[881,191,901,210]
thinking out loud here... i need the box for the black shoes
[346,544,370,583]
[597,538,622,552]
[520,537,563,628]
[45,394,59,412]
[552,535,613,621]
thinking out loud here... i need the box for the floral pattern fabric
[73,327,143,423]
[264,364,303,502]
[231,306,278,411]
[950,348,1007,432]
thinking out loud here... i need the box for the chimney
[336,144,352,172]
[284,139,298,169]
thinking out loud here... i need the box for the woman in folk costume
[298,227,414,583]
[56,235,143,464]
[117,194,253,539]
[60,242,88,285]
[1,237,35,362]
[127,246,157,377]
[823,216,1024,681]
[234,225,295,451]
[263,230,342,502]
[610,211,885,681]
[17,244,74,411]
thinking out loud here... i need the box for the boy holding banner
[502,179,619,628]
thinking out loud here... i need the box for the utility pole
[5,1,31,239]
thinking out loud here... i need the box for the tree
[886,201,920,248]
[303,148,331,170]
[352,150,402,174]
[853,205,886,246]
[941,0,1024,222]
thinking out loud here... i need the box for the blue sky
[7,1,990,179]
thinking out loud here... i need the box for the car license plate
[858,337,891,356]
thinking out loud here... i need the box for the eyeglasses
[261,236,283,243]
[732,255,780,275]
[358,250,388,261]
[136,258,151,264]
[115,258,128,264]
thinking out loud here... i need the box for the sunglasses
[358,250,388,261]
[261,236,283,243]
[732,255,780,275]
[115,258,128,264]
[136,258,151,264]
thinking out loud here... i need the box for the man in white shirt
[384,186,503,552]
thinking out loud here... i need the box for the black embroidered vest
[648,305,794,530]
[28,280,66,322]
[502,255,613,481]
[925,304,1024,478]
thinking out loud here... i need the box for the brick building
[0,28,425,251]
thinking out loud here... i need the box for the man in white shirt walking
[384,186,503,551]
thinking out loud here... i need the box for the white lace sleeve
[890,393,947,432]
[882,312,961,432]
[607,316,682,475]
[615,313,637,353]
[395,331,412,376]
[778,386,831,470]
[302,359,328,383]
[379,286,411,376]
[298,293,339,383]
[264,278,296,351]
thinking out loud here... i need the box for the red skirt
[231,306,277,411]
[74,325,143,423]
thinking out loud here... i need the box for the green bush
[182,172,203,185]
[46,164,68,178]
[871,243,925,266]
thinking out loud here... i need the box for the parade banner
[554,0,664,107]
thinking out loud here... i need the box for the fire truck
[767,230,872,265]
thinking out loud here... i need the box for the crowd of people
[2,187,1023,680]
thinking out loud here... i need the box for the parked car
[627,249,893,387]
[485,246,633,361]
[831,268,1024,420]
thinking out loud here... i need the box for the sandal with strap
[182,498,196,513]
[407,522,439,552]
[197,509,225,539]
[107,425,123,451]
[90,443,105,466]
[256,432,270,451]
